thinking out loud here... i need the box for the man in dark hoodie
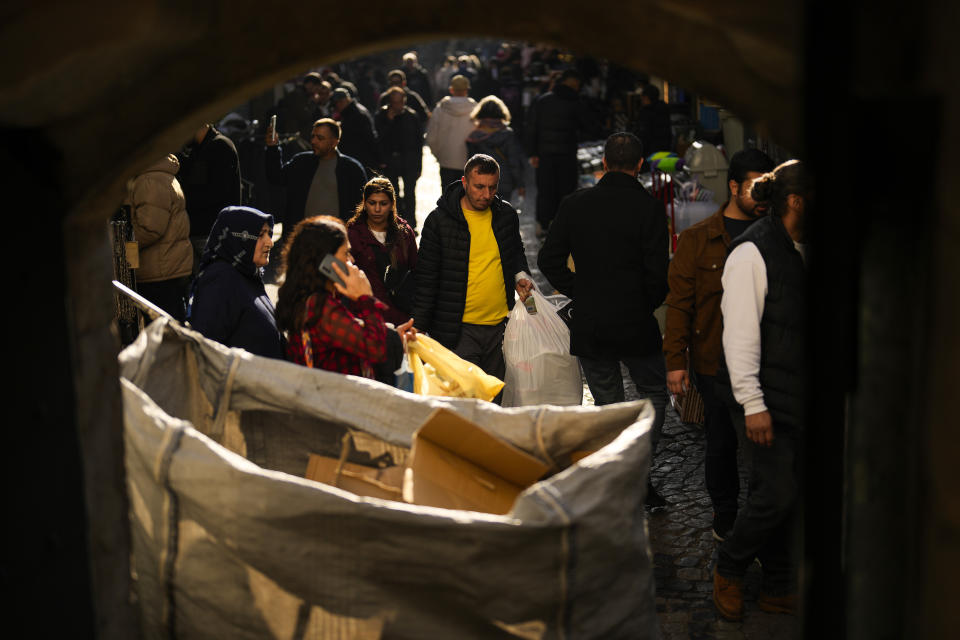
[525,68,593,236]
[413,154,532,395]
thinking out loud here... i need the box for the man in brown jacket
[662,149,774,540]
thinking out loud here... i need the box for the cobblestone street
[506,161,800,639]
[645,412,798,639]
[392,150,800,638]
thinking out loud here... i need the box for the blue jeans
[579,351,667,451]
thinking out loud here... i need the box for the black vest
[727,215,806,429]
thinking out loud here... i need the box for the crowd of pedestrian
[120,42,806,626]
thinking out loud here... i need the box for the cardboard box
[305,454,404,501]
[403,408,550,515]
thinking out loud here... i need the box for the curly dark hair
[346,177,411,266]
[275,215,346,334]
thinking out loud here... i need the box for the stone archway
[3,1,958,637]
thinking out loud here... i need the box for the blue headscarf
[197,206,274,279]
[187,206,274,321]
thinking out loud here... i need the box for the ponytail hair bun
[749,159,808,217]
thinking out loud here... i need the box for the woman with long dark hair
[276,215,415,378]
[187,206,284,358]
[346,177,418,325]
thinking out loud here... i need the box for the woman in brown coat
[127,154,193,320]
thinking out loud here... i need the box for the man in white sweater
[712,160,809,622]
[426,74,477,188]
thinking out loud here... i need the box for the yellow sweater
[461,207,509,325]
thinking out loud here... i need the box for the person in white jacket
[426,74,477,188]
[712,159,809,622]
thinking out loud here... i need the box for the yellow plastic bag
[406,334,505,402]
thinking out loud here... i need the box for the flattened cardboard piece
[403,408,550,515]
[305,454,403,501]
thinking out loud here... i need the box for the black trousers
[138,277,189,323]
[534,153,579,228]
[579,351,667,452]
[384,168,421,228]
[717,420,800,595]
[454,320,507,405]
[697,372,741,518]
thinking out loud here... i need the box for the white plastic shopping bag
[502,289,582,407]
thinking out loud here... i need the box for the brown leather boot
[713,568,744,621]
[758,591,797,615]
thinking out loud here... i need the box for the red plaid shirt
[286,293,388,378]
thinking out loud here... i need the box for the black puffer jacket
[413,182,529,348]
[525,83,593,156]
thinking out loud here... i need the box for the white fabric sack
[503,289,583,407]
[117,318,658,639]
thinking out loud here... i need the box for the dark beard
[735,194,761,218]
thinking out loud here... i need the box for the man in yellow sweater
[413,154,533,398]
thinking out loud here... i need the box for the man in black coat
[375,87,424,227]
[402,51,434,105]
[525,68,594,236]
[634,84,673,158]
[538,132,669,507]
[274,72,328,142]
[264,118,367,232]
[331,88,378,174]
[378,69,430,129]
[413,154,533,393]
[176,123,242,267]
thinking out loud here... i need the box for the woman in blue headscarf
[187,206,285,358]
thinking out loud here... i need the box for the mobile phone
[268,114,277,134]
[319,254,347,287]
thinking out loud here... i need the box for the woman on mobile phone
[346,177,418,325]
[187,206,284,358]
[276,215,415,378]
